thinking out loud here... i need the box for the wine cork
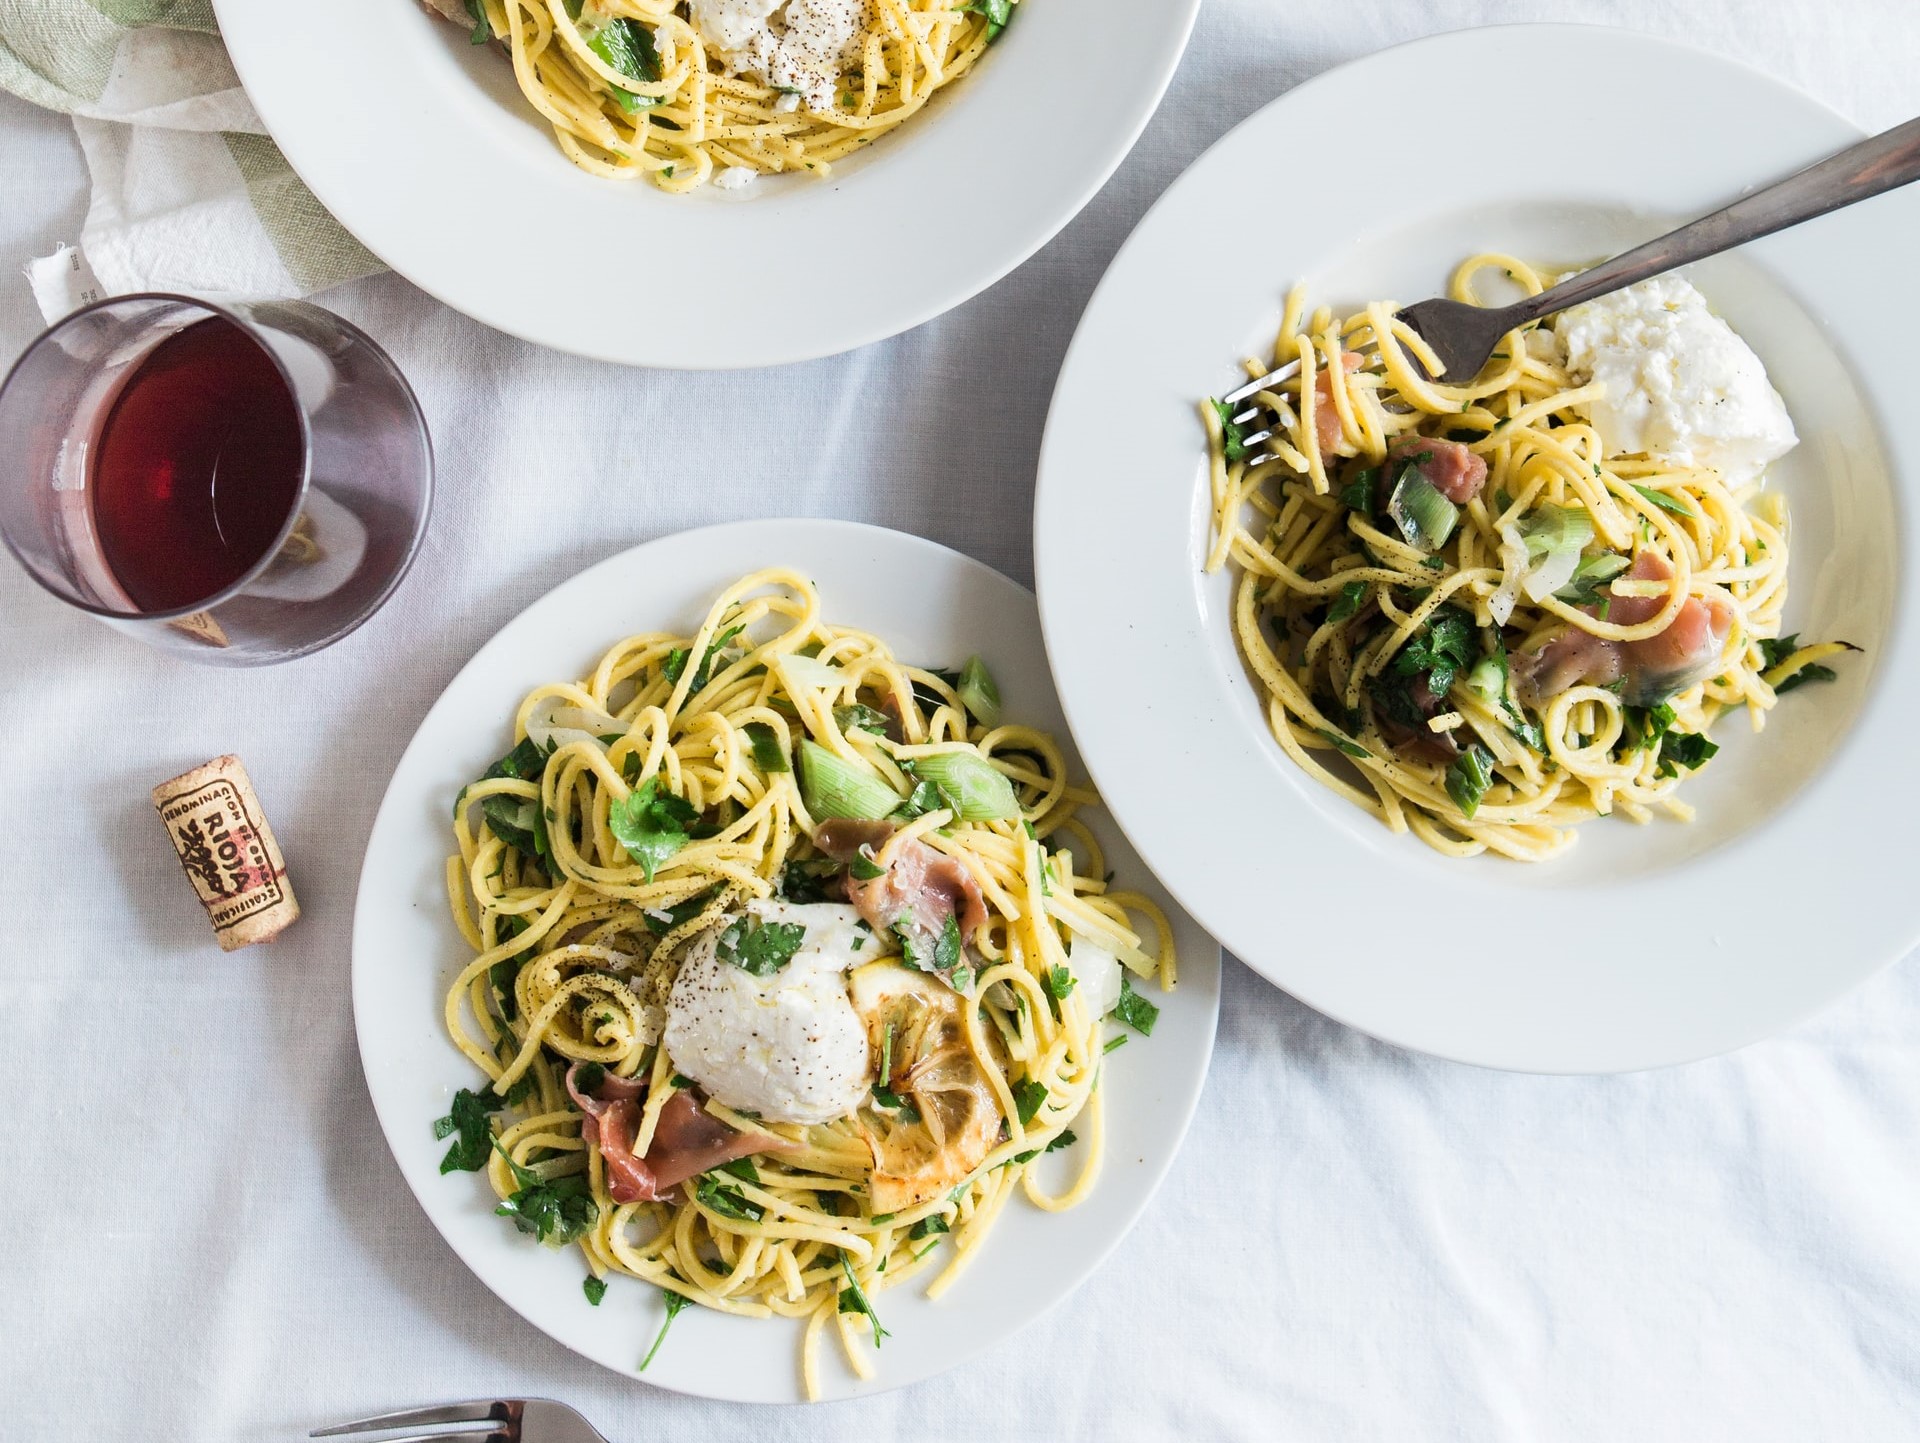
[151,755,300,951]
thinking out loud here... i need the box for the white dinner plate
[210,0,1199,368]
[1034,24,1918,1073]
[351,518,1220,1401]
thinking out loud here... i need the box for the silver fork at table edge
[1221,114,1920,465]
[311,1397,608,1443]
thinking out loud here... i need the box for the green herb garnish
[663,623,744,692]
[1326,580,1368,624]
[837,1254,890,1346]
[434,1087,503,1173]
[586,16,664,112]
[608,778,696,882]
[1656,730,1719,779]
[1012,1078,1048,1126]
[1315,727,1371,760]
[694,1174,764,1222]
[639,1290,690,1371]
[1632,485,1694,518]
[834,703,893,737]
[583,1275,608,1306]
[716,915,807,976]
[492,1142,597,1245]
[1112,975,1159,1036]
[744,722,788,773]
[1445,745,1495,819]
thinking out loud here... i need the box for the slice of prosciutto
[814,818,988,985]
[1312,352,1365,454]
[1513,550,1734,709]
[1386,434,1488,503]
[566,1063,789,1205]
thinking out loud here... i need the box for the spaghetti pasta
[1202,253,1855,861]
[457,0,1014,191]
[439,567,1172,1395]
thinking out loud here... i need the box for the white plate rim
[349,516,1222,1401]
[1034,22,1919,1074]
[210,0,1201,369]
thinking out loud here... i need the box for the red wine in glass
[90,316,306,613]
[0,294,432,665]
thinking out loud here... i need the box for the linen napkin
[0,0,382,323]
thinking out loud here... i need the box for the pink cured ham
[1514,551,1734,709]
[1312,352,1364,454]
[1387,435,1488,503]
[566,1064,789,1205]
[815,818,988,966]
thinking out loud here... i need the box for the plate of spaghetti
[208,0,1200,366]
[352,518,1219,1401]
[1034,24,1920,1071]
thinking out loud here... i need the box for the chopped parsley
[1624,702,1676,754]
[837,1254,889,1347]
[1338,466,1379,512]
[642,890,715,937]
[1046,1128,1079,1155]
[1112,975,1159,1036]
[1012,1078,1048,1126]
[434,1087,503,1173]
[834,703,892,737]
[639,1290,690,1371]
[1045,964,1076,1000]
[694,1174,764,1223]
[583,1276,608,1306]
[1326,580,1368,624]
[743,722,788,773]
[1760,633,1859,694]
[717,916,807,976]
[1445,745,1495,820]
[663,623,743,692]
[1656,730,1719,779]
[907,1214,950,1242]
[586,16,664,113]
[1392,605,1478,698]
[608,778,696,882]
[1209,397,1253,463]
[492,1141,597,1245]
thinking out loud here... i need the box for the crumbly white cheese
[712,165,757,191]
[663,900,872,1126]
[1553,274,1797,488]
[686,0,871,110]
[1068,937,1123,1022]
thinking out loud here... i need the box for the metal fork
[311,1399,608,1443]
[1220,114,1920,462]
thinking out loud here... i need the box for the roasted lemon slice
[847,960,1003,1213]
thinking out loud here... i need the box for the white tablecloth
[5,3,1920,1438]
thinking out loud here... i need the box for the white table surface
[4,3,1919,1439]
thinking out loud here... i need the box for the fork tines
[311,1399,512,1442]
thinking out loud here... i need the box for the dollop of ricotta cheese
[1553,274,1797,487]
[663,899,872,1126]
[686,0,871,111]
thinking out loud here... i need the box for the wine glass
[0,293,433,665]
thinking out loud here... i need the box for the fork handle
[1507,114,1920,324]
